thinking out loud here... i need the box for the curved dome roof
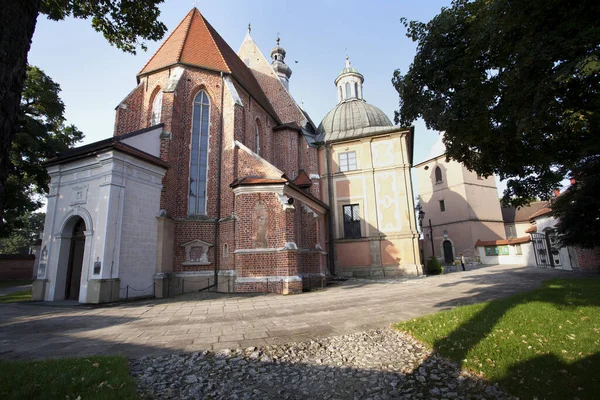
[317,99,394,142]
[335,67,364,84]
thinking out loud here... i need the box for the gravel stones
[130,328,515,399]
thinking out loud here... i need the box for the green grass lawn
[395,278,600,400]
[0,280,31,289]
[0,355,138,400]
[0,290,31,304]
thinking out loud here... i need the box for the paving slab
[0,264,589,360]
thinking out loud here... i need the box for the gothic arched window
[435,166,443,183]
[151,91,163,125]
[254,122,260,156]
[345,82,351,99]
[188,90,210,215]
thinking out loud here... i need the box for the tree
[0,212,45,255]
[0,0,167,231]
[552,157,600,249]
[1,65,84,238]
[393,0,600,247]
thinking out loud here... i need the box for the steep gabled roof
[502,201,549,223]
[138,8,278,121]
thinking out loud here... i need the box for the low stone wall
[0,255,35,280]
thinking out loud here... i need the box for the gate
[530,233,552,267]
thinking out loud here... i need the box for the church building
[32,8,419,303]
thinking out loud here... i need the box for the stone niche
[253,201,268,248]
[181,239,212,265]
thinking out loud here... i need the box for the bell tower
[270,36,292,90]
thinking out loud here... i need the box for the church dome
[317,99,393,142]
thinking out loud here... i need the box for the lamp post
[416,204,435,260]
[428,219,435,258]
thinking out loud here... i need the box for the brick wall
[0,255,34,280]
[111,59,325,293]
[114,83,145,136]
[576,247,600,273]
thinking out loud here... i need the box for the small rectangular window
[485,246,494,256]
[339,151,357,172]
[439,200,446,212]
[343,204,361,238]
[515,243,522,255]
[501,245,510,255]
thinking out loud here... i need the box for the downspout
[404,127,421,274]
[214,72,225,290]
[325,144,336,275]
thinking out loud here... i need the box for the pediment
[180,239,212,248]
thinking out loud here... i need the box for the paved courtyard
[0,264,585,361]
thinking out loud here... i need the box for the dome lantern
[335,56,364,104]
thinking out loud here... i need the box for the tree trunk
[0,0,41,230]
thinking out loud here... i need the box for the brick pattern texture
[112,54,327,292]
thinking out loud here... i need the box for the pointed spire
[345,55,351,68]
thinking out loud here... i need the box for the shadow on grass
[413,278,600,399]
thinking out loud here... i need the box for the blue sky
[29,0,483,196]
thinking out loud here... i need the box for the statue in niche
[253,201,268,248]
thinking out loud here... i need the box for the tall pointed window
[345,82,351,100]
[254,122,260,156]
[188,90,210,215]
[435,166,443,183]
[354,82,359,99]
[151,92,163,125]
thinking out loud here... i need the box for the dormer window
[151,92,163,125]
[435,166,443,183]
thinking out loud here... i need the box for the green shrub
[426,256,443,275]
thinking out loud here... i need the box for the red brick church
[32,8,420,303]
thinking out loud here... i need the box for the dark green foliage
[393,0,600,208]
[0,212,45,254]
[40,0,167,54]
[0,0,166,233]
[2,66,83,237]
[552,157,600,248]
[426,256,443,275]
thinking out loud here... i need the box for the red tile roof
[529,205,552,220]
[476,236,531,246]
[138,8,278,121]
[525,225,537,234]
[501,201,548,223]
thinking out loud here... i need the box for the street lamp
[416,204,435,259]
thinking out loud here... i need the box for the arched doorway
[443,240,454,264]
[65,218,86,300]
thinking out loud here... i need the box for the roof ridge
[178,8,197,63]
[198,12,231,73]
[138,8,195,75]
